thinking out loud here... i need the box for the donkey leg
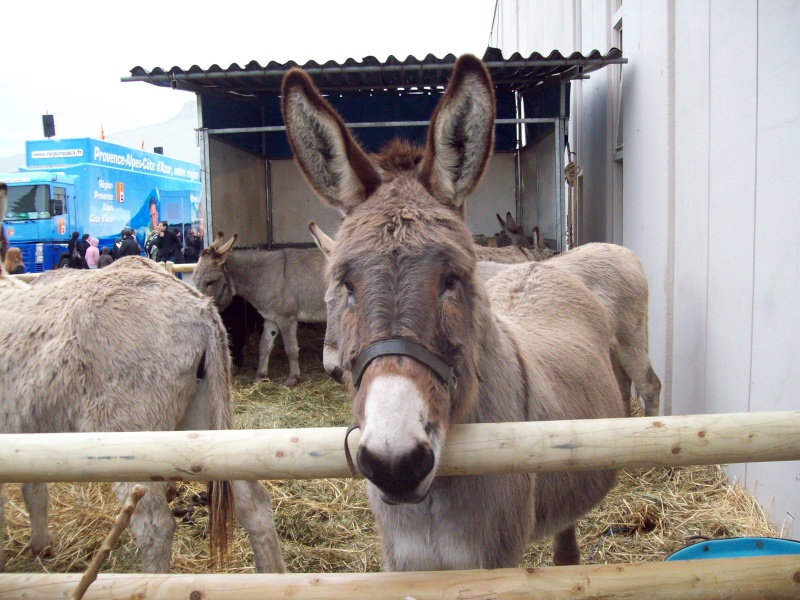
[113,481,175,573]
[21,483,52,558]
[233,480,285,572]
[277,317,301,387]
[553,525,581,565]
[610,348,633,417]
[615,343,662,417]
[256,319,279,379]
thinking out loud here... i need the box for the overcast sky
[0,0,498,159]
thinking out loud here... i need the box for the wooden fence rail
[1,555,798,599]
[2,411,799,483]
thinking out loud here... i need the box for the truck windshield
[3,184,52,220]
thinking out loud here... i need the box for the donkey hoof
[284,375,300,388]
[30,539,53,558]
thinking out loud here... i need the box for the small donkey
[193,233,328,386]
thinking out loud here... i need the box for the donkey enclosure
[0,327,782,576]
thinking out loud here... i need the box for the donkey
[283,55,624,570]
[193,233,328,386]
[311,220,661,417]
[493,211,659,415]
[0,257,284,573]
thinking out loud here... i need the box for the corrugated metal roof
[123,47,625,96]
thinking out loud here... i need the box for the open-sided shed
[124,48,624,251]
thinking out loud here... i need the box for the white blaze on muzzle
[361,374,430,457]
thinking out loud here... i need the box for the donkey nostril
[329,367,344,384]
[357,443,434,497]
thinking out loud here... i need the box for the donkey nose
[357,442,435,500]
[328,366,344,384]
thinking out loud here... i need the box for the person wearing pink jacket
[85,237,100,269]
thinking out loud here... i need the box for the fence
[3,265,799,598]
[2,412,800,598]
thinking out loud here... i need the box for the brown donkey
[283,55,624,570]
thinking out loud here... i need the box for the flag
[141,134,145,150]
[100,123,105,140]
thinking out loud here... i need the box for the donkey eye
[442,273,460,292]
[343,280,357,305]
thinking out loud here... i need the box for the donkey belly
[529,469,618,541]
[369,473,535,571]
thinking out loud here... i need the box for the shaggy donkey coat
[0,256,284,573]
[283,54,624,570]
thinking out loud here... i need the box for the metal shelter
[124,47,625,251]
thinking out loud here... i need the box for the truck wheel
[58,256,71,269]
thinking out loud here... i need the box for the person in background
[79,233,91,269]
[119,229,141,258]
[3,246,24,274]
[67,231,83,268]
[98,246,114,268]
[154,220,181,263]
[183,228,203,263]
[85,237,100,269]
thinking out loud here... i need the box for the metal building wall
[494,0,800,537]
[207,137,267,247]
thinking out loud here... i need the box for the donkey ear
[420,54,495,211]
[217,233,238,257]
[282,69,381,214]
[308,221,335,258]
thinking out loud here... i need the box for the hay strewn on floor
[1,324,779,573]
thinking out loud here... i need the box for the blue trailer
[0,138,202,272]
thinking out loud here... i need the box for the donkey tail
[198,303,236,568]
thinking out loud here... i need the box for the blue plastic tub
[666,536,800,561]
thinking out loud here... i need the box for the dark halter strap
[351,339,454,389]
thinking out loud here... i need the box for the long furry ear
[217,233,238,256]
[420,54,495,211]
[281,69,381,214]
[308,221,335,258]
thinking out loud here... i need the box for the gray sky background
[0,0,496,158]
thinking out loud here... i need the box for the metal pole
[203,117,559,136]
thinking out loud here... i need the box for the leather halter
[351,339,454,389]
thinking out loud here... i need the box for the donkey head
[284,55,495,504]
[308,221,345,384]
[194,232,238,310]
[496,212,531,248]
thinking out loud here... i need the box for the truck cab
[1,172,77,271]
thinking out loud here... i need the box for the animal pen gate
[2,410,800,598]
[122,48,627,252]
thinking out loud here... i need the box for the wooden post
[1,411,799,483]
[1,555,798,599]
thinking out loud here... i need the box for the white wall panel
[270,159,342,245]
[747,0,800,536]
[672,1,710,417]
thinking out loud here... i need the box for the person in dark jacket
[78,233,91,269]
[153,220,181,263]
[113,229,140,259]
[67,231,83,268]
[183,228,203,263]
[97,246,114,268]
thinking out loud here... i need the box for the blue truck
[1,138,202,272]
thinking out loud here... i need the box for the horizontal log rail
[2,411,799,484]
[0,555,798,599]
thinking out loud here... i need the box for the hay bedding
[2,324,777,573]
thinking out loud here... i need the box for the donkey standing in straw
[282,55,625,569]
[193,233,328,386]
[0,257,284,572]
